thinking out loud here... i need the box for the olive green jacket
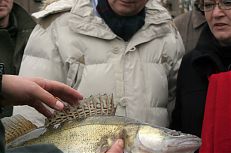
[0,3,35,117]
[0,3,35,75]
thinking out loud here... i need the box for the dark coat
[170,25,231,138]
[0,3,35,117]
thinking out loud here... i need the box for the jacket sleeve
[13,16,66,127]
[19,23,66,82]
[166,26,185,123]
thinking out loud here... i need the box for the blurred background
[14,0,42,14]
[159,0,196,17]
[14,0,196,17]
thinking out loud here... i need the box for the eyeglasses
[200,0,231,11]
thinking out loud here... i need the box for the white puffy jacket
[13,0,185,127]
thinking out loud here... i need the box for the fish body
[15,116,200,153]
[4,94,201,153]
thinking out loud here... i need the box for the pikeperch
[2,94,201,153]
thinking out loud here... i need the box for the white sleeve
[167,28,185,122]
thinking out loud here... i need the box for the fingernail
[79,95,83,100]
[116,139,124,147]
[55,100,64,110]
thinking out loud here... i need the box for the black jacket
[170,24,231,137]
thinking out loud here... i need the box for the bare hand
[106,139,124,153]
[0,75,83,117]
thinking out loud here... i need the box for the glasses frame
[199,1,231,12]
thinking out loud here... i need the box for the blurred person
[0,0,35,117]
[171,0,231,144]
[174,0,206,53]
[14,0,184,128]
[0,74,123,153]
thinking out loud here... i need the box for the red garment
[200,71,231,153]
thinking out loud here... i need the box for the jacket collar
[69,0,173,42]
[12,3,36,74]
[191,25,226,76]
[5,12,18,37]
[191,10,206,29]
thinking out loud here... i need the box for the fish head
[130,125,201,153]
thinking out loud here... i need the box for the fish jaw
[131,125,201,153]
[158,135,201,153]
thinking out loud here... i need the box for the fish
[2,94,201,153]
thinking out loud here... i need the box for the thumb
[106,139,124,153]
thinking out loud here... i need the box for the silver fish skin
[21,116,201,153]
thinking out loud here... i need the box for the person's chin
[0,12,7,18]
[215,35,231,45]
[116,8,137,16]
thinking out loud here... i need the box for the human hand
[106,139,124,153]
[0,75,83,117]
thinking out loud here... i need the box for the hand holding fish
[106,139,124,153]
[0,75,83,117]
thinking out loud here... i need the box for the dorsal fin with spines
[45,94,115,128]
[1,115,37,144]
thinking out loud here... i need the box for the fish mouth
[176,139,201,147]
[166,136,201,152]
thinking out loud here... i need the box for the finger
[46,80,83,105]
[29,84,65,111]
[33,79,83,105]
[30,100,54,117]
[106,139,124,153]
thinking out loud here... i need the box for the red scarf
[200,71,231,153]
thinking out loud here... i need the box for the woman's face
[0,0,13,20]
[107,0,148,16]
[204,0,231,44]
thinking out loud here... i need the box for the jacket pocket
[66,56,85,89]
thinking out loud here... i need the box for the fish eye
[167,130,181,136]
